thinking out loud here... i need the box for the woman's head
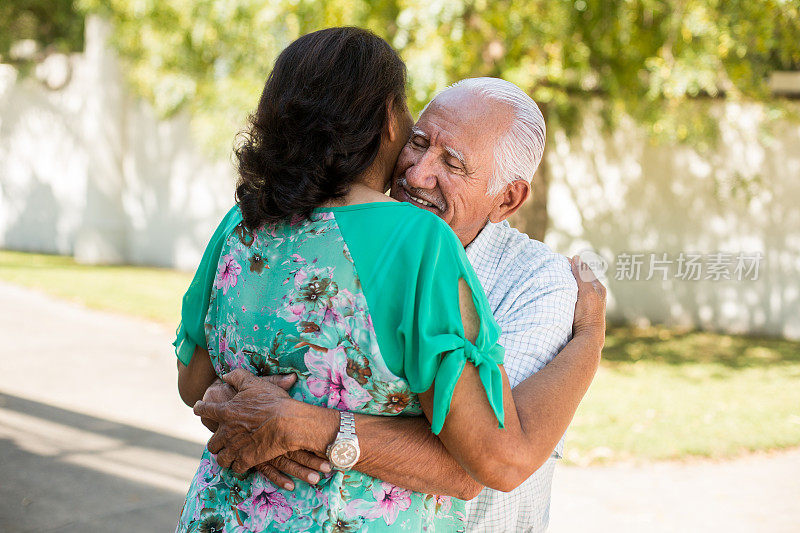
[235,27,410,229]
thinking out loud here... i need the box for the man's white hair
[435,77,546,196]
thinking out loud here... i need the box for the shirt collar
[465,219,507,263]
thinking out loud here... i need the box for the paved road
[0,282,205,532]
[1,281,798,532]
[549,449,800,532]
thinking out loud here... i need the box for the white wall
[544,101,800,339]
[2,18,799,338]
[0,17,235,270]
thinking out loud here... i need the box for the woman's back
[207,204,421,418]
[177,201,504,531]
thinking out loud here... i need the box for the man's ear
[488,180,530,223]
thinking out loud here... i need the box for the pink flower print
[290,253,306,263]
[253,325,259,331]
[323,306,345,328]
[305,347,371,410]
[231,347,247,369]
[215,254,241,295]
[364,482,412,525]
[284,303,306,323]
[292,268,308,290]
[195,456,222,491]
[218,334,229,355]
[189,456,222,521]
[434,494,453,515]
[240,485,292,528]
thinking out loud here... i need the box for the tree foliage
[0,0,85,69]
[4,1,800,234]
[59,0,798,151]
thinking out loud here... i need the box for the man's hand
[570,255,607,346]
[196,372,332,487]
[255,450,332,491]
[193,368,301,473]
[199,378,236,432]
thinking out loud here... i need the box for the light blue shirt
[463,220,577,532]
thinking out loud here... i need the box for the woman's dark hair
[234,27,407,229]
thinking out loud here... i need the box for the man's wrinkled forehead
[416,88,512,156]
[419,87,485,126]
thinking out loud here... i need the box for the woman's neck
[319,182,394,208]
[319,166,394,208]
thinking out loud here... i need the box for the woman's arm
[415,278,576,492]
[261,257,603,497]
[177,345,218,407]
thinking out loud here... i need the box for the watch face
[329,441,359,468]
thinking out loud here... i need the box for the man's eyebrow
[411,127,467,169]
[411,127,428,139]
[444,146,467,168]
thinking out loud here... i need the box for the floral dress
[174,202,506,532]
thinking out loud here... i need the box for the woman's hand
[193,369,301,473]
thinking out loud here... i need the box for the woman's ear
[488,180,530,223]
[385,97,400,143]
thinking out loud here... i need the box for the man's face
[390,88,513,246]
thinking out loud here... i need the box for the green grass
[565,326,800,464]
[0,250,191,325]
[2,250,799,463]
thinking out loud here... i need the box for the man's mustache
[395,176,445,211]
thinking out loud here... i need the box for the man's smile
[395,179,445,214]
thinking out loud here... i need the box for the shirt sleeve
[173,205,243,366]
[401,219,507,434]
[335,206,506,435]
[494,250,577,458]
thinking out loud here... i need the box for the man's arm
[310,256,603,493]
[197,257,605,497]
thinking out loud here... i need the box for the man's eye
[410,137,426,148]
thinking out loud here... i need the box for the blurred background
[1,1,799,531]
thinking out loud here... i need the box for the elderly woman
[174,27,534,532]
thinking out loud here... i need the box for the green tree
[0,0,85,71]
[8,0,799,239]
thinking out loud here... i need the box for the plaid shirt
[463,220,577,532]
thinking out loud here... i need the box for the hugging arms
[180,256,606,498]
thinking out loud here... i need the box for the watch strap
[338,411,356,440]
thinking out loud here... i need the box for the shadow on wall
[2,177,61,254]
[122,108,235,270]
[543,101,800,338]
[0,73,88,256]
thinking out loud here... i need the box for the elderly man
[190,77,606,531]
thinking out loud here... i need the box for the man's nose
[404,152,438,190]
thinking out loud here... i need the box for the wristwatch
[326,411,360,471]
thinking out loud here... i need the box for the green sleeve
[172,205,243,365]
[336,205,505,434]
